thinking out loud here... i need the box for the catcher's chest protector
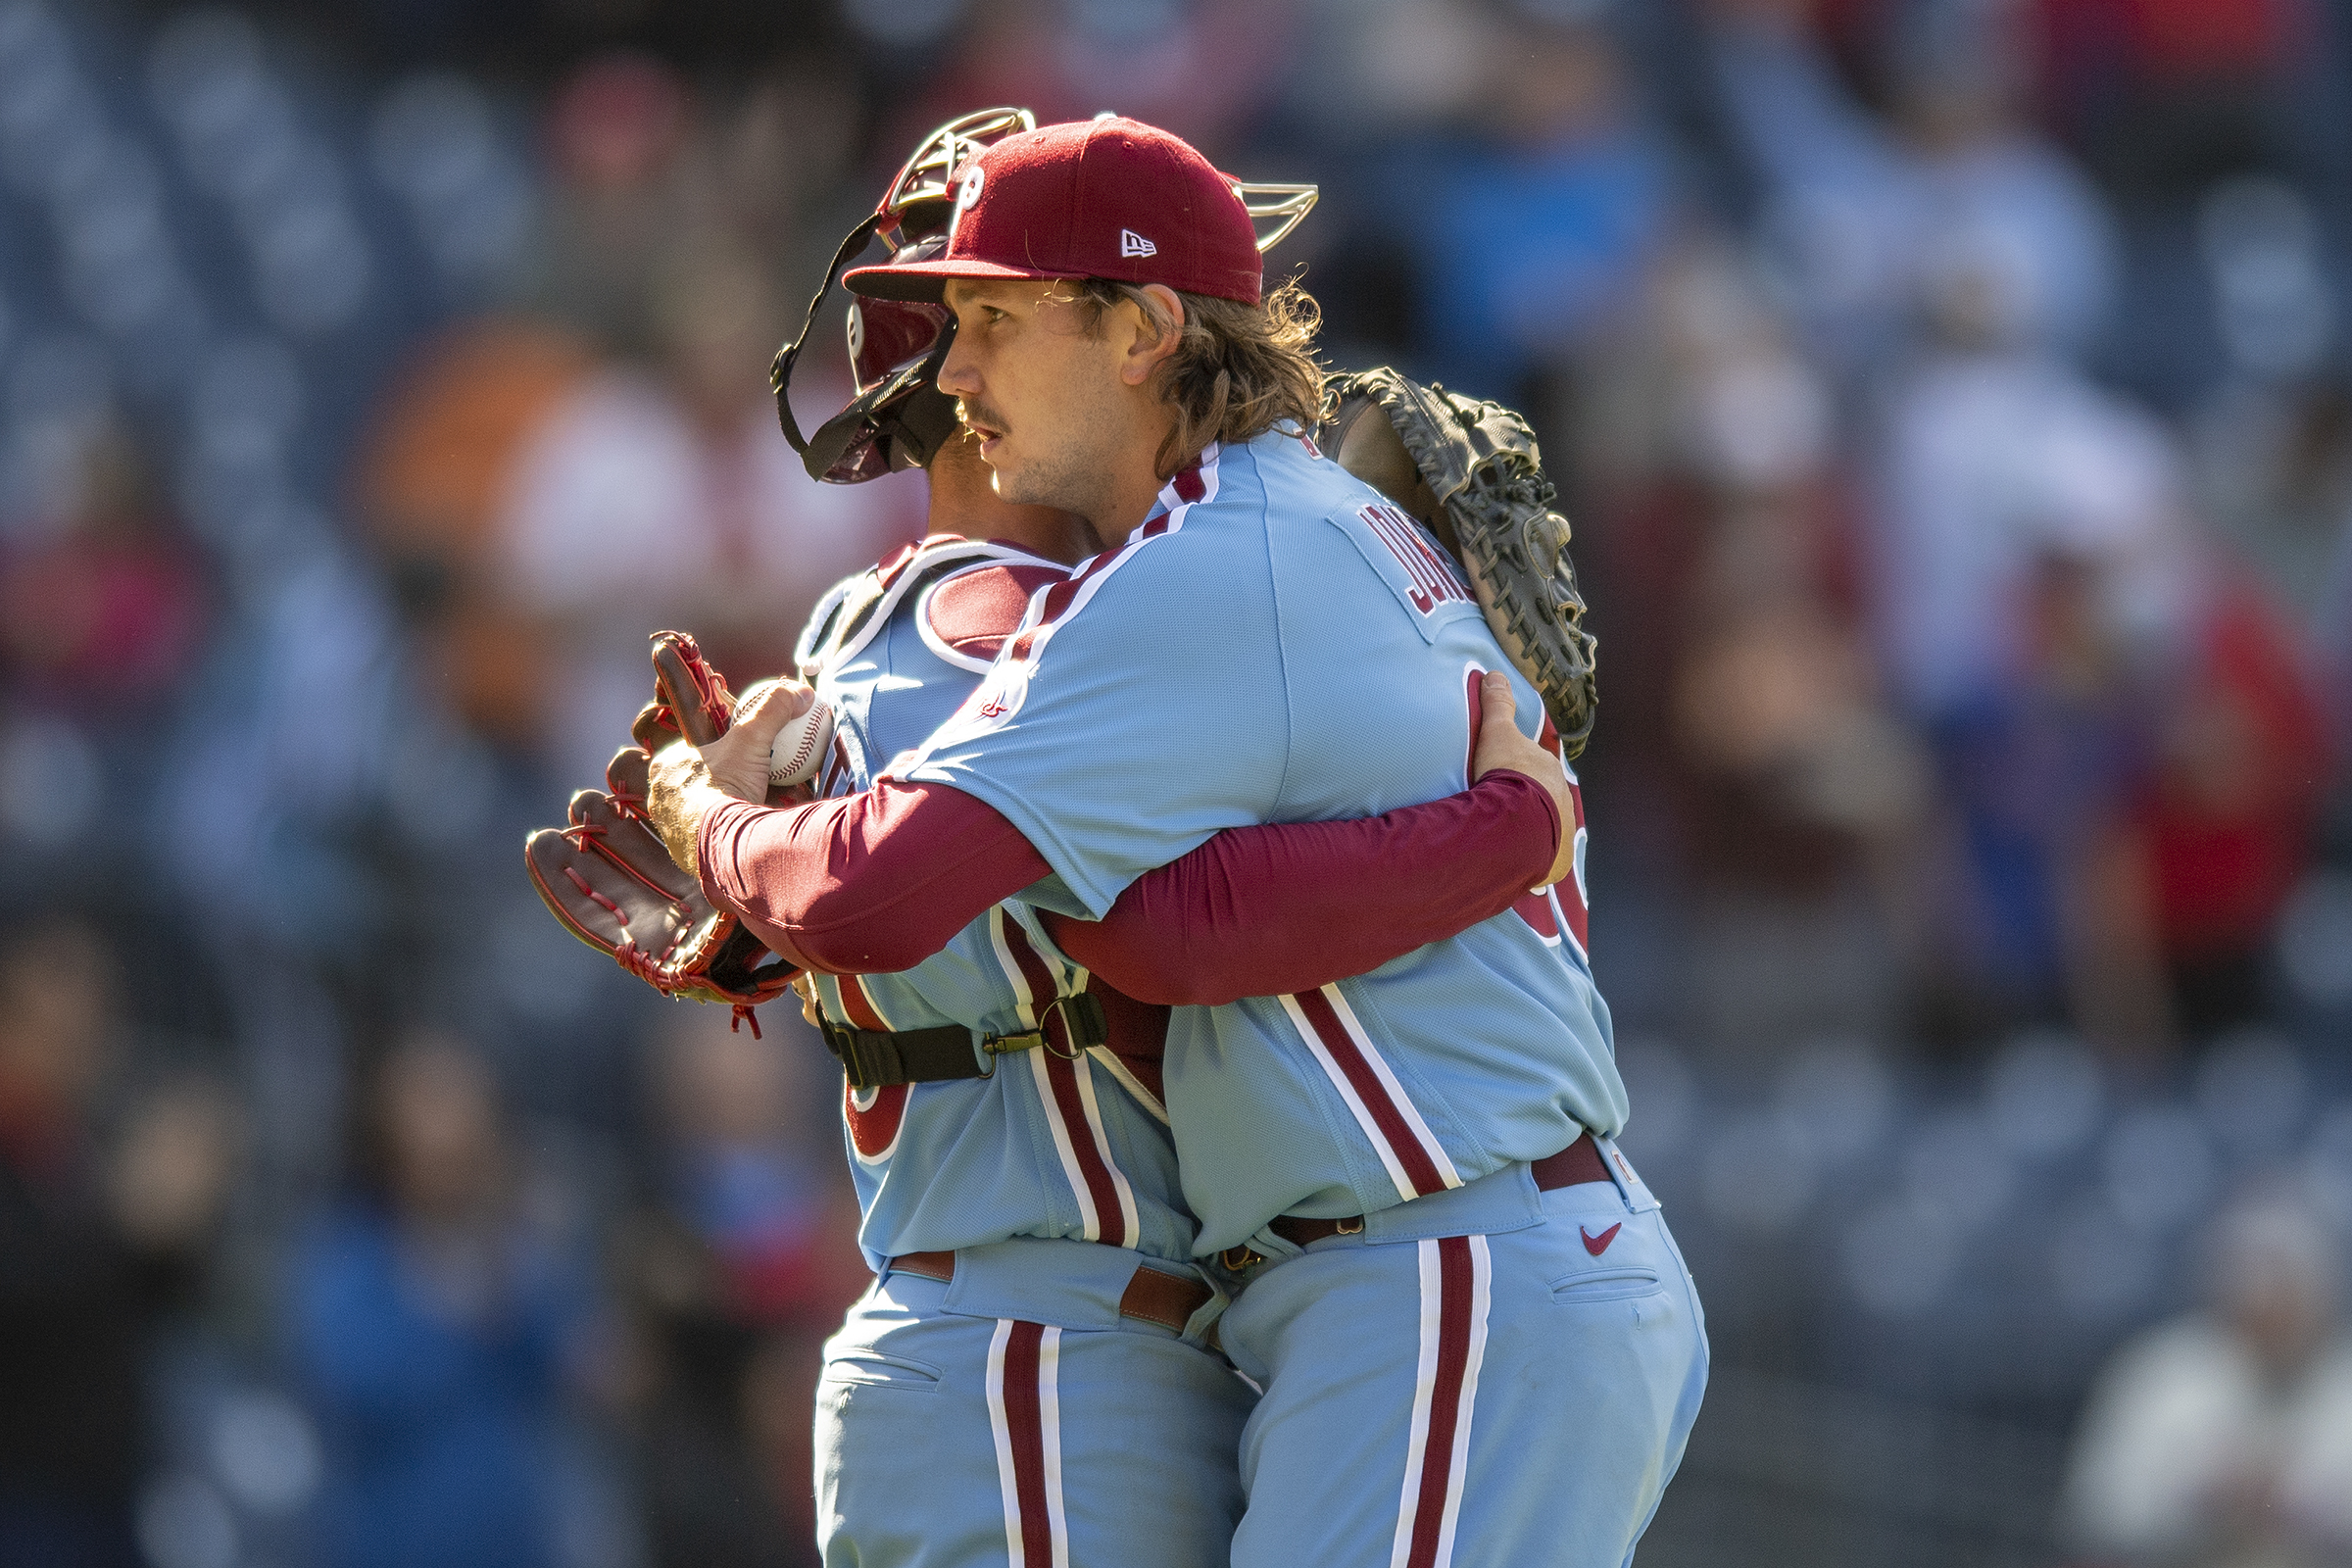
[799,536,1203,1275]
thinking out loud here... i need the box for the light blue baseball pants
[1217,1143,1708,1568]
[814,1236,1256,1567]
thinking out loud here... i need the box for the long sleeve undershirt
[696,770,1559,1002]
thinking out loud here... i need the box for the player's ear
[1119,285,1186,387]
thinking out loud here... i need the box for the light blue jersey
[903,432,1626,1254]
[796,537,1198,1273]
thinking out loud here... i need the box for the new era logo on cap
[1119,228,1156,258]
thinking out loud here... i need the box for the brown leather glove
[523,631,798,1034]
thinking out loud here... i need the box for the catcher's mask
[771,107,1034,484]
[772,106,1320,485]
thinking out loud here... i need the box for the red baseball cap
[843,116,1265,306]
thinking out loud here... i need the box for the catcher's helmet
[771,106,1320,485]
[772,107,1034,484]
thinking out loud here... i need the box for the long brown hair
[1054,278,1327,479]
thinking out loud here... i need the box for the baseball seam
[770,710,827,782]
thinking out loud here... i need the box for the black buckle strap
[983,992,1107,1061]
[822,1017,987,1090]
[820,991,1108,1089]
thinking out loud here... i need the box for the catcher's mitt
[1319,368,1597,759]
[524,631,798,1034]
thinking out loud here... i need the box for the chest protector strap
[821,992,1109,1090]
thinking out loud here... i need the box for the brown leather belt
[888,1250,1213,1335]
[1264,1131,1613,1251]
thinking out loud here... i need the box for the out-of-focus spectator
[1705,0,2116,369]
[615,1012,859,1568]
[0,423,209,714]
[2136,580,2330,1033]
[291,1034,599,1568]
[2031,0,2316,209]
[2061,1192,2352,1566]
[498,242,921,783]
[1869,233,2198,1051]
[1399,13,1676,403]
[357,319,599,756]
[530,55,700,358]
[1586,240,1927,1053]
[890,0,1295,163]
[0,920,235,1568]
[2199,378,2352,644]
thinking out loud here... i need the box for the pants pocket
[819,1349,944,1391]
[1547,1265,1667,1304]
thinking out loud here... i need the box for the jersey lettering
[1362,503,1471,616]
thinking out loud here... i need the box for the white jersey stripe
[1389,1239,1446,1568]
[988,906,1041,1030]
[1072,1056,1143,1245]
[1281,992,1419,1202]
[1012,445,1220,670]
[1028,1050,1104,1241]
[1039,1326,1070,1568]
[1087,1046,1169,1125]
[1321,986,1462,1190]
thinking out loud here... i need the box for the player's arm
[1046,671,1572,1005]
[652,671,1574,985]
[649,702,1046,976]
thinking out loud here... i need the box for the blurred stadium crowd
[5,0,2352,1565]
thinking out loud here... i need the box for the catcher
[533,110,1594,1568]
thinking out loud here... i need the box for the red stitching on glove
[562,865,627,922]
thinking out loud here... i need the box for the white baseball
[737,679,836,787]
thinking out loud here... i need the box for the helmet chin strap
[769,212,883,454]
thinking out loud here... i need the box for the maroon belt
[888,1250,1213,1335]
[1262,1131,1613,1252]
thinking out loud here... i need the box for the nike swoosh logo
[1581,1223,1622,1256]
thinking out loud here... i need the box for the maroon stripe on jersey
[1088,979,1168,1103]
[837,975,889,1031]
[844,1080,908,1160]
[1001,1322,1054,1568]
[1291,988,1449,1197]
[1404,1237,1478,1568]
[1007,509,1181,663]
[1042,1053,1130,1247]
[999,920,1132,1246]
[995,918,1059,1034]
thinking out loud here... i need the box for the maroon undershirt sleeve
[1044,770,1561,1006]
[696,779,1049,974]
[696,769,1558,998]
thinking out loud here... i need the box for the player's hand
[1470,671,1577,889]
[708,677,817,802]
[645,678,818,876]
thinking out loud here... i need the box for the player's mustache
[956,400,1007,440]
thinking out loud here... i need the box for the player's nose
[936,332,980,397]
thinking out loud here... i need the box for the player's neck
[1086,400,1187,544]
[925,432,1099,564]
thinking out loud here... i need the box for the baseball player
[760,112,1597,1568]
[652,115,1705,1568]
